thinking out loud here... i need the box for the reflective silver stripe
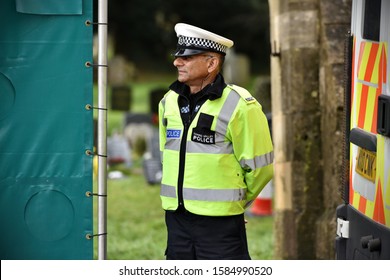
[357,79,378,88]
[184,187,246,202]
[187,89,240,154]
[216,89,240,142]
[161,95,168,126]
[165,138,181,151]
[161,184,246,202]
[161,95,167,109]
[160,184,176,198]
[240,151,274,170]
[187,141,233,154]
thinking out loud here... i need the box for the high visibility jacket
[158,83,274,216]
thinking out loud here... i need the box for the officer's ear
[207,56,220,73]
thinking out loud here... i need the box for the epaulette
[227,84,256,104]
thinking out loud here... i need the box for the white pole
[97,0,108,260]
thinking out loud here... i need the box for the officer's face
[173,54,214,89]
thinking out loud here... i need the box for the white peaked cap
[173,23,234,57]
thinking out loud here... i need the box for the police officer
[158,23,274,260]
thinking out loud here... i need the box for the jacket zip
[177,119,189,208]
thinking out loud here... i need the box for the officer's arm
[230,101,274,205]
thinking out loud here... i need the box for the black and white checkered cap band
[178,35,227,54]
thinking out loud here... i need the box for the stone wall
[269,0,351,259]
[316,0,351,259]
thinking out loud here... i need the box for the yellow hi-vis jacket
[158,84,274,216]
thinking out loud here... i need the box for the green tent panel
[0,0,94,259]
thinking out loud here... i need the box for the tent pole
[97,0,108,260]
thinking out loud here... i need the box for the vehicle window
[363,0,381,41]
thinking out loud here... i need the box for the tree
[107,0,270,73]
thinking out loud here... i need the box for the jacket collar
[169,73,226,100]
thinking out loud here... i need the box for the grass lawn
[93,169,274,260]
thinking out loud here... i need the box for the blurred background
[91,0,274,260]
[92,0,354,260]
[104,0,270,75]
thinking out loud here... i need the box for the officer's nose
[173,57,183,67]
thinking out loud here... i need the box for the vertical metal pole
[97,0,108,260]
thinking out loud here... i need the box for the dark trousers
[165,208,251,260]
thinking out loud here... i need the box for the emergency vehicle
[336,0,390,259]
